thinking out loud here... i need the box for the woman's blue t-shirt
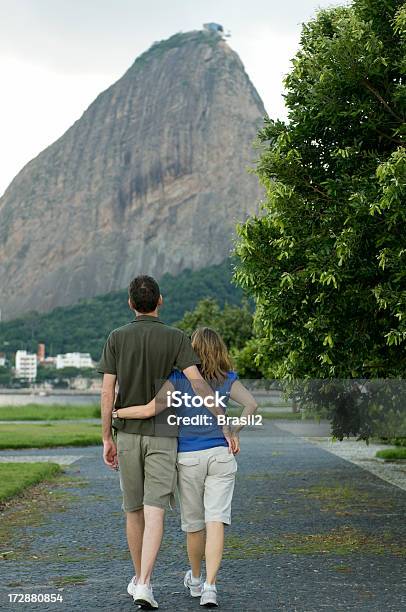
[168,370,238,452]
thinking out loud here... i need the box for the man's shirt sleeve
[98,332,117,375]
[175,333,200,371]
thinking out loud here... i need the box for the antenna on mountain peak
[203,23,231,39]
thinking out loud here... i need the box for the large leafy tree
[175,298,253,351]
[235,0,405,435]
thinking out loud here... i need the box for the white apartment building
[15,350,37,381]
[0,352,6,367]
[55,352,94,370]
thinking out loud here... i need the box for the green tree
[176,298,264,377]
[175,298,253,351]
[231,340,263,379]
[234,0,406,436]
[36,366,58,383]
[0,366,12,387]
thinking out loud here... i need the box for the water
[0,392,99,406]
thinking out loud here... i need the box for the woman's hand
[231,432,240,455]
[222,425,233,453]
[222,426,240,454]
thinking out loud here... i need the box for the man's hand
[103,438,118,469]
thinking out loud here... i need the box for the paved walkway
[1,421,405,611]
[275,421,406,492]
[0,455,83,465]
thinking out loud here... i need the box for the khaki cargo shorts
[117,431,177,512]
[177,445,237,532]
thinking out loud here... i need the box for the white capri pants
[177,445,237,532]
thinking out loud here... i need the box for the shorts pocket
[117,431,135,453]
[177,457,200,468]
[211,454,237,475]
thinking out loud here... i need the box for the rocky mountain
[0,29,265,320]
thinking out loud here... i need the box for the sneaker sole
[200,603,218,608]
[133,598,158,609]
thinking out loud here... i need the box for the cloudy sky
[0,0,345,195]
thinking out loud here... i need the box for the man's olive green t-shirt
[98,315,200,436]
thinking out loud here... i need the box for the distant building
[35,344,56,368]
[56,352,94,370]
[41,356,57,367]
[203,22,224,34]
[0,352,6,367]
[15,350,37,381]
[37,343,46,363]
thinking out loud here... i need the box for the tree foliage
[0,366,12,387]
[175,298,253,350]
[234,0,406,435]
[175,298,263,377]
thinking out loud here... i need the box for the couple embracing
[99,275,257,609]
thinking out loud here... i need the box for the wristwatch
[112,409,119,419]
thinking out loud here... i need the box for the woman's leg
[205,521,224,584]
[203,448,237,586]
[186,529,205,578]
[177,450,206,582]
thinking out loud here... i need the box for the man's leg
[126,508,145,577]
[137,436,177,586]
[116,432,145,582]
[138,505,165,585]
[186,529,205,578]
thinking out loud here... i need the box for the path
[1,421,405,611]
[275,420,406,492]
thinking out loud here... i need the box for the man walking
[99,275,212,609]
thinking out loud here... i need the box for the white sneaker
[184,569,203,597]
[133,583,159,609]
[127,576,137,597]
[200,583,218,607]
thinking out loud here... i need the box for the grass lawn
[0,462,61,502]
[0,422,101,449]
[376,447,406,462]
[0,404,100,421]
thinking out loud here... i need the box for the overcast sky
[0,0,345,195]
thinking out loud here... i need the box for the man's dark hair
[128,275,160,313]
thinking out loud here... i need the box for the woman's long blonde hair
[191,327,232,384]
